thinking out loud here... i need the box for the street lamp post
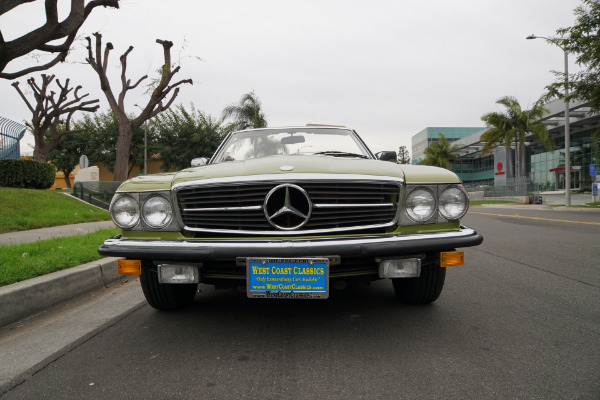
[134,104,148,175]
[526,34,571,206]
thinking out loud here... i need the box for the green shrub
[0,159,56,189]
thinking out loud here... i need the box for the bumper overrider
[97,226,483,260]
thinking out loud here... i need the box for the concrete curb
[0,257,123,328]
[472,204,600,212]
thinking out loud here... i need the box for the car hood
[117,155,460,191]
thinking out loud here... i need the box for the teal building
[411,127,484,165]
[411,99,600,191]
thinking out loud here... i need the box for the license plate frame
[246,257,329,299]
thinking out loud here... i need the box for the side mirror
[191,157,208,167]
[375,151,397,163]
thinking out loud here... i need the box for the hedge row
[0,159,56,189]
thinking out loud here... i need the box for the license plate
[247,257,329,299]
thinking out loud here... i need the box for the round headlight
[142,196,173,228]
[406,188,436,222]
[111,195,140,229]
[439,187,468,220]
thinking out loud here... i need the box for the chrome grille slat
[180,196,266,203]
[308,214,395,224]
[179,190,268,198]
[179,195,266,203]
[176,180,400,234]
[182,216,266,222]
[311,210,396,218]
[183,206,262,212]
[313,203,394,208]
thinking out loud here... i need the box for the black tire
[392,253,446,305]
[139,263,198,311]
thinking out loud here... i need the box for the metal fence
[72,181,122,210]
[483,180,540,197]
[0,116,26,160]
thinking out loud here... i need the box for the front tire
[392,253,446,304]
[140,263,198,311]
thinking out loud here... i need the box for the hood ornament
[264,184,312,230]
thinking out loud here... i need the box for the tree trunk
[32,146,48,162]
[507,146,514,181]
[113,120,135,181]
[521,144,526,180]
[514,137,519,181]
[63,169,73,189]
[128,161,136,177]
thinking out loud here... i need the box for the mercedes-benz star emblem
[264,184,312,230]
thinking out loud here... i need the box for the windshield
[212,127,373,163]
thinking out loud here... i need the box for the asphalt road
[1,206,599,399]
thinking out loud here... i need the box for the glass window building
[411,127,484,165]
[411,99,600,191]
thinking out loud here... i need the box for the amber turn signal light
[118,259,142,275]
[440,251,464,267]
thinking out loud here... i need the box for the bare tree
[0,0,120,79]
[11,73,99,161]
[85,32,193,181]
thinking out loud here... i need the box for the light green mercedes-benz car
[98,126,483,310]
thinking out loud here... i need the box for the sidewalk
[0,220,124,328]
[538,191,598,206]
[0,220,115,246]
[474,192,600,211]
[498,192,597,211]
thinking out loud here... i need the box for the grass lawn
[584,202,600,208]
[0,228,119,287]
[549,202,600,208]
[0,188,110,234]
[470,200,518,206]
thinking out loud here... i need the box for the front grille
[176,180,400,234]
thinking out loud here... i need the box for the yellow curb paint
[469,211,600,226]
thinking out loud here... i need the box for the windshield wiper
[313,151,368,159]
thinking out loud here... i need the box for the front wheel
[392,253,446,305]
[139,263,198,311]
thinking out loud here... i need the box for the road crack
[471,247,600,289]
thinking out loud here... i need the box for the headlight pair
[111,194,173,229]
[405,186,468,222]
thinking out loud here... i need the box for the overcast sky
[0,0,584,156]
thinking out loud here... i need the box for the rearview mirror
[375,151,397,163]
[281,135,305,145]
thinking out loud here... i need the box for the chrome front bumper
[98,226,483,261]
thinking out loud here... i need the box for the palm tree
[481,96,554,180]
[222,91,267,130]
[592,129,600,165]
[419,132,461,169]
